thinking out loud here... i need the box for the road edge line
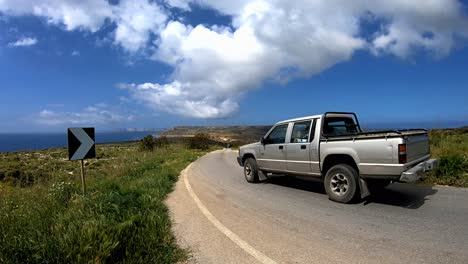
[183,162,278,264]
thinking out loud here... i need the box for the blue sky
[1,0,468,132]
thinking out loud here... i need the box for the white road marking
[183,162,278,264]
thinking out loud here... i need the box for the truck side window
[290,121,311,143]
[265,124,288,144]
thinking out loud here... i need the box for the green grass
[422,127,468,187]
[0,127,466,262]
[0,143,213,263]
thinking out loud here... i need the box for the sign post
[68,127,95,195]
[80,159,86,195]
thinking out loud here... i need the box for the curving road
[166,149,468,264]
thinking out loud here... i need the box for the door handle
[279,145,283,150]
[301,145,306,149]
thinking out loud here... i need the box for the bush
[188,133,211,150]
[139,135,155,152]
[422,128,468,187]
[154,135,169,148]
[436,155,467,178]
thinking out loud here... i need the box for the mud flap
[258,170,268,181]
[359,178,370,199]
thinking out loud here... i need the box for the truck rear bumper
[399,158,437,183]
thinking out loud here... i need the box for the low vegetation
[188,133,212,150]
[139,135,170,152]
[0,126,466,262]
[0,142,215,263]
[423,127,468,187]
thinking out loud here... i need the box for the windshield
[323,116,359,136]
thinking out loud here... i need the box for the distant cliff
[161,125,271,143]
[114,128,166,132]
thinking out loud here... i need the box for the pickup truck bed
[322,129,427,141]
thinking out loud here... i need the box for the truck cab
[237,112,437,203]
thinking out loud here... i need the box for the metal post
[80,159,86,195]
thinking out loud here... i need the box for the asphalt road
[166,149,468,264]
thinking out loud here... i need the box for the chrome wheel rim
[245,164,252,178]
[330,173,349,196]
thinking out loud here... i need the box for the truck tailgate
[404,132,430,162]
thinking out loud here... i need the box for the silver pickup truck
[236,112,437,203]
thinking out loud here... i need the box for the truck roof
[275,113,354,125]
[275,115,322,124]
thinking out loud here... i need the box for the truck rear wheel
[244,158,259,183]
[324,164,359,203]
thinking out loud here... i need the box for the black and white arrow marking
[68,128,95,160]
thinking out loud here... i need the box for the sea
[0,130,163,152]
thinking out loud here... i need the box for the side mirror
[260,137,266,145]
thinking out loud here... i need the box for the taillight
[398,144,407,164]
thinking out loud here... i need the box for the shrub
[154,135,169,148]
[435,155,467,178]
[188,133,211,150]
[139,135,155,152]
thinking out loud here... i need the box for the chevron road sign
[68,127,95,161]
[68,127,95,195]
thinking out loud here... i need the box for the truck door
[258,124,288,171]
[286,120,318,175]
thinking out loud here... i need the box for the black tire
[367,179,392,192]
[244,158,259,183]
[324,164,359,203]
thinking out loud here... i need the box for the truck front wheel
[324,164,359,203]
[244,158,259,183]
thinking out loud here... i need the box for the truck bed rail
[322,128,427,141]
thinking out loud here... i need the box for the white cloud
[8,37,37,47]
[71,50,79,56]
[2,0,468,118]
[120,82,239,118]
[0,0,113,32]
[367,1,468,58]
[122,0,468,118]
[0,0,167,52]
[113,0,167,52]
[36,104,133,126]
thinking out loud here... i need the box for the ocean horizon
[0,130,163,152]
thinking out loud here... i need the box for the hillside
[161,125,271,144]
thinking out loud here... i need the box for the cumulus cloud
[122,0,468,118]
[36,104,134,126]
[0,0,113,32]
[366,1,468,58]
[0,0,167,52]
[8,37,37,47]
[120,82,239,118]
[2,0,468,118]
[113,0,167,52]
